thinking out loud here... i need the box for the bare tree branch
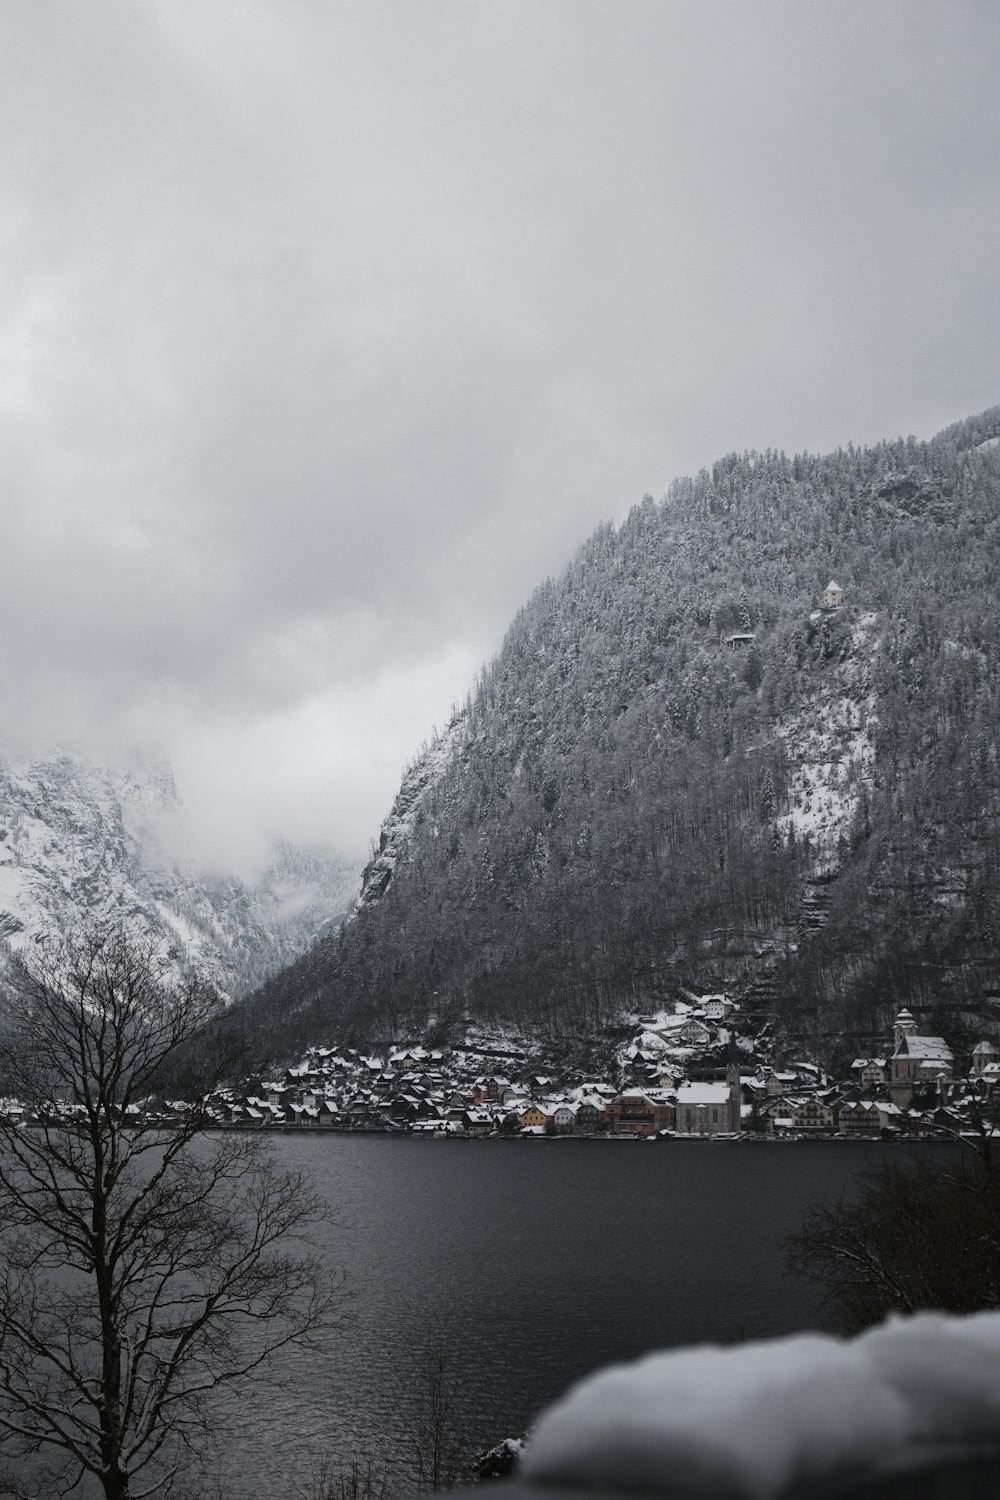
[0,925,345,1500]
[785,1145,1000,1333]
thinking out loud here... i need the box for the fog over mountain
[0,748,360,998]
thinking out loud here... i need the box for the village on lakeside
[6,996,988,1142]
[202,1002,995,1141]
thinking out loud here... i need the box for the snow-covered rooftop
[676,1082,731,1106]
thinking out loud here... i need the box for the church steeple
[726,1034,742,1134]
[893,1008,916,1051]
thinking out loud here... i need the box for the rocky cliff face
[0,750,360,998]
[356,718,467,909]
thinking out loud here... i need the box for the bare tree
[404,1341,468,1494]
[0,927,342,1500]
[785,1145,1000,1334]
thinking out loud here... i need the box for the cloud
[1,0,998,867]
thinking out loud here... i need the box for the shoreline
[199,1125,962,1145]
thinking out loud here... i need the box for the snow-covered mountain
[236,404,1000,1063]
[0,750,360,998]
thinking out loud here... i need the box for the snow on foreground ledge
[520,1312,1000,1499]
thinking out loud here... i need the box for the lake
[208,1135,937,1497]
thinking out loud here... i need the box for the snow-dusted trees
[0,927,341,1500]
[238,407,1000,1051]
[786,1145,1000,1333]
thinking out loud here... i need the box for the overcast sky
[1,0,998,875]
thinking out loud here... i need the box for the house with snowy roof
[519,1101,554,1130]
[389,1047,429,1070]
[472,1074,512,1104]
[460,1108,496,1136]
[285,1061,322,1086]
[851,1057,888,1091]
[626,1048,661,1077]
[788,1097,837,1132]
[552,1101,579,1133]
[574,1095,607,1131]
[972,1040,999,1078]
[389,1094,427,1124]
[839,1100,874,1133]
[977,1061,1000,1097]
[606,1089,675,1137]
[821,579,844,609]
[841,1099,902,1133]
[286,1101,319,1126]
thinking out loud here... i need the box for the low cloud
[1,0,998,868]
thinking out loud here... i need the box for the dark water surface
[212,1136,937,1494]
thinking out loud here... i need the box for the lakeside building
[606,1089,675,1137]
[674,1081,739,1136]
[888,1009,953,1106]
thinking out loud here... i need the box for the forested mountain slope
[235,408,1000,1063]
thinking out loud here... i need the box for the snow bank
[521,1312,1000,1498]
[859,1311,1000,1441]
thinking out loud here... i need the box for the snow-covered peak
[0,749,360,998]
